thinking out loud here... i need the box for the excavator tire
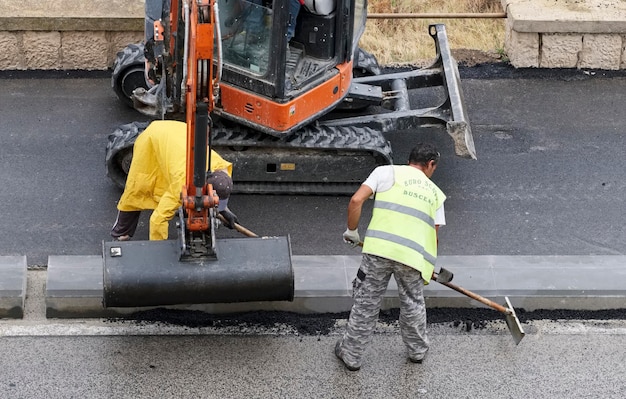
[111,43,148,107]
[105,121,149,189]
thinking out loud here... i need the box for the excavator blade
[103,236,293,308]
[431,24,477,160]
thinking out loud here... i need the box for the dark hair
[408,143,440,165]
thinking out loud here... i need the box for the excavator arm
[180,0,217,240]
[148,0,221,256]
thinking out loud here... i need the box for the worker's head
[408,143,440,178]
[206,170,233,211]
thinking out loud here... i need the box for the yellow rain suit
[117,120,232,240]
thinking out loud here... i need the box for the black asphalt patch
[108,307,626,335]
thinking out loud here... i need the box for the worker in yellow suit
[111,120,237,241]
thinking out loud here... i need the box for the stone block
[61,31,109,70]
[505,18,539,68]
[540,33,582,68]
[46,255,113,318]
[579,34,622,70]
[23,31,61,69]
[0,31,22,69]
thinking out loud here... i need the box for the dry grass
[360,0,506,65]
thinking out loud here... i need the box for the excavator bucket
[102,236,293,308]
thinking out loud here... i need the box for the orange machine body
[219,61,353,132]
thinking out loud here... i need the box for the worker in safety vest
[111,120,238,241]
[336,143,446,371]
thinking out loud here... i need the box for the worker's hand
[219,209,239,229]
[343,228,360,247]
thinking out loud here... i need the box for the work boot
[408,351,427,364]
[334,340,360,371]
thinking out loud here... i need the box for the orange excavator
[107,0,475,195]
[103,0,474,307]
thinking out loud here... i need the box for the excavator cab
[217,0,353,109]
[132,0,366,135]
[213,0,366,135]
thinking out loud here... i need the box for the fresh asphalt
[1,65,626,397]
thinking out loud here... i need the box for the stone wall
[0,0,144,70]
[1,0,625,70]
[502,0,626,69]
[0,31,143,70]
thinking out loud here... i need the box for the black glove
[219,209,239,229]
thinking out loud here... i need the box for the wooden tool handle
[438,280,510,314]
[217,214,259,238]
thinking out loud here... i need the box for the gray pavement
[1,322,626,399]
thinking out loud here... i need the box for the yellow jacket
[117,120,232,240]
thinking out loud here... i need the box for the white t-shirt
[363,165,446,225]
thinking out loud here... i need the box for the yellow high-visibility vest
[362,165,445,283]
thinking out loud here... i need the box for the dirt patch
[452,48,504,67]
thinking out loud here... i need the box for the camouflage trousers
[337,253,429,367]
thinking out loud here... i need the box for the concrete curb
[3,252,626,319]
[35,254,626,319]
[0,256,27,318]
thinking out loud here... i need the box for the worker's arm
[343,184,373,246]
[347,184,373,230]
[149,189,182,240]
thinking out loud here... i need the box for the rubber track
[212,122,393,194]
[212,122,392,160]
[106,120,392,194]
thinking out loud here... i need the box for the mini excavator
[107,0,476,195]
[103,0,475,307]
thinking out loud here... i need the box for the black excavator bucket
[102,236,293,308]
